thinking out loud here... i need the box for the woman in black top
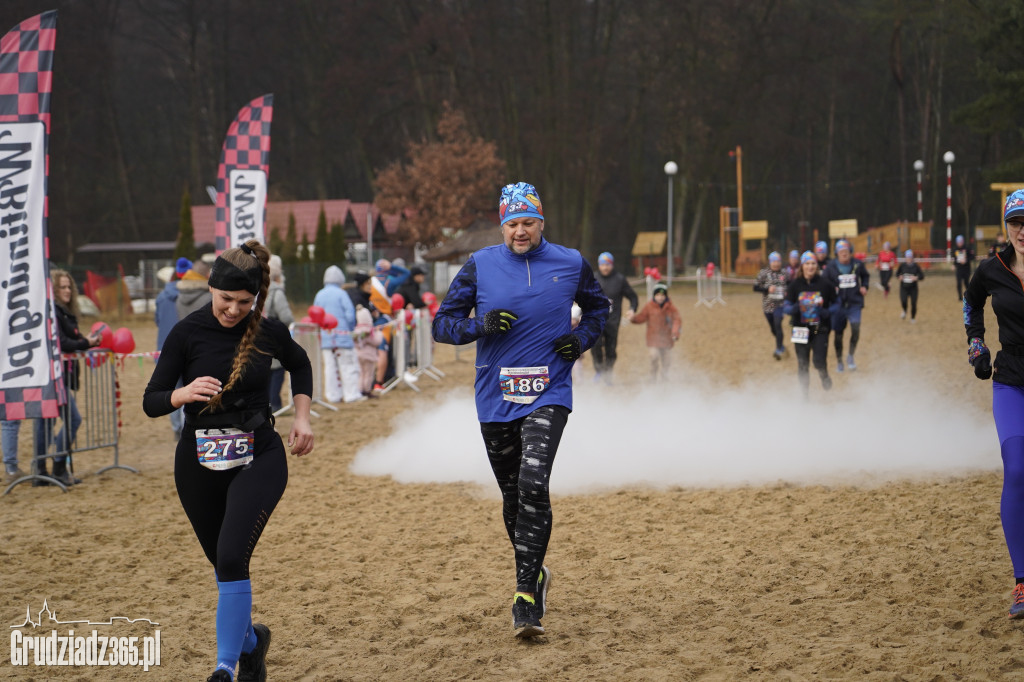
[34,269,101,486]
[143,241,314,682]
[964,188,1024,619]
[783,251,837,398]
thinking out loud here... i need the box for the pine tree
[299,233,311,264]
[314,205,329,264]
[175,186,197,261]
[330,220,347,263]
[283,212,298,264]
[268,226,284,258]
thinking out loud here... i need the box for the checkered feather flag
[213,94,273,252]
[0,10,66,420]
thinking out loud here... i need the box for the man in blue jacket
[823,239,870,372]
[432,182,608,638]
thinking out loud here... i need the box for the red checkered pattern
[214,94,274,252]
[0,11,63,421]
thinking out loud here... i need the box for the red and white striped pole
[913,159,924,222]
[943,151,955,263]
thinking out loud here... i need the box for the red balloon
[307,306,325,324]
[404,309,415,325]
[705,262,715,278]
[422,291,437,305]
[428,302,440,317]
[391,293,405,311]
[111,327,135,354]
[300,316,313,325]
[321,313,338,330]
[90,321,113,349]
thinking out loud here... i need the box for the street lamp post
[944,151,955,263]
[664,161,678,284]
[913,159,924,223]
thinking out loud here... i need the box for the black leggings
[480,405,569,592]
[763,310,784,350]
[591,323,620,373]
[794,328,829,396]
[880,270,892,293]
[174,426,288,582]
[900,284,919,319]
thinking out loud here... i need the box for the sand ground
[1,273,1019,681]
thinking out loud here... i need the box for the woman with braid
[143,240,314,682]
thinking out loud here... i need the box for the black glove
[973,351,993,380]
[553,333,583,362]
[480,309,518,335]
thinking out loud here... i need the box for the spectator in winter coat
[313,266,363,403]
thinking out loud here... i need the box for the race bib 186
[499,366,550,404]
[196,428,254,470]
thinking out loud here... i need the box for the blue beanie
[836,239,850,252]
[598,252,614,266]
[801,251,816,264]
[499,182,544,226]
[789,250,799,259]
[905,249,914,259]
[768,251,781,262]
[176,257,192,276]
[814,241,828,254]
[956,235,964,246]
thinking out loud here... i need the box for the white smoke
[349,375,998,493]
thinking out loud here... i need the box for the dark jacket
[822,258,870,308]
[964,245,1024,386]
[783,273,837,331]
[594,270,639,326]
[54,303,91,391]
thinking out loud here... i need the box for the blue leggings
[993,383,1024,577]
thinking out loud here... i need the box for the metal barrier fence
[5,350,134,495]
[412,308,443,381]
[380,313,419,394]
[695,269,727,308]
[276,322,338,418]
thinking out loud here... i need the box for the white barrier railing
[277,322,338,418]
[695,269,727,308]
[413,308,444,381]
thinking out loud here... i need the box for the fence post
[413,308,444,380]
[380,316,419,394]
[276,322,338,418]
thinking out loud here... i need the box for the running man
[823,239,869,372]
[432,182,608,638]
[753,251,789,359]
[896,250,924,322]
[592,251,638,383]
[954,234,975,301]
[876,241,897,298]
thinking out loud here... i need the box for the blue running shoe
[1010,584,1024,619]
[847,355,857,371]
[837,360,845,373]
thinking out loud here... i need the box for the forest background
[9,0,1024,270]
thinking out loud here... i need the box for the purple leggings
[993,382,1024,577]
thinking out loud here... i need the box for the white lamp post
[943,151,955,262]
[913,159,924,222]
[664,161,678,284]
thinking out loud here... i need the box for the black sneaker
[207,669,232,682]
[535,566,552,618]
[237,624,271,682]
[512,593,544,638]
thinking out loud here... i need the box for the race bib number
[768,289,784,300]
[195,428,254,470]
[880,262,891,271]
[838,273,857,289]
[902,274,916,284]
[499,366,549,404]
[791,326,810,344]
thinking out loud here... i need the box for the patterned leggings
[480,405,569,592]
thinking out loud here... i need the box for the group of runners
[139,177,1024,680]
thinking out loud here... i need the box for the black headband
[208,256,262,295]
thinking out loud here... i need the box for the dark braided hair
[203,239,271,414]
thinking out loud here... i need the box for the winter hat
[598,252,614,266]
[814,241,828,255]
[789,250,799,260]
[499,182,544,226]
[323,265,346,286]
[883,241,891,250]
[392,257,406,269]
[652,282,668,296]
[157,266,175,284]
[768,251,781,263]
[268,254,283,279]
[175,257,192,277]
[1005,189,1024,221]
[956,235,965,246]
[353,271,371,287]
[375,259,389,274]
[801,251,816,264]
[905,249,914,259]
[835,239,850,253]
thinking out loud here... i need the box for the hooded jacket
[631,296,681,348]
[175,270,212,319]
